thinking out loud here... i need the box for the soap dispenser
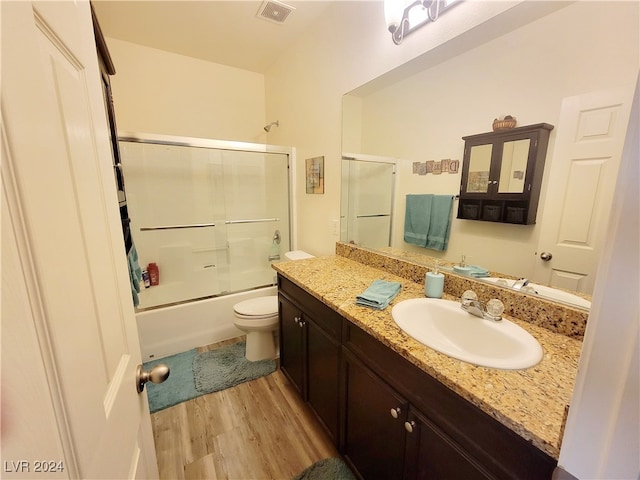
[453,254,473,276]
[425,261,445,298]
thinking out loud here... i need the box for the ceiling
[92,1,337,74]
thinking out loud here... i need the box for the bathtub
[136,285,277,361]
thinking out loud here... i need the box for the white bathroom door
[533,87,634,294]
[1,2,158,478]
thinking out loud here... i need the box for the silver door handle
[136,364,170,393]
[540,252,553,261]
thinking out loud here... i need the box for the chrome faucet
[512,278,529,290]
[460,291,504,322]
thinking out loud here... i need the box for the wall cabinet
[457,123,554,224]
[278,276,342,443]
[278,275,557,479]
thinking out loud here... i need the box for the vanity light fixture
[384,0,461,45]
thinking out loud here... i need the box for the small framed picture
[306,156,324,194]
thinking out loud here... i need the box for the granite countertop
[272,255,582,460]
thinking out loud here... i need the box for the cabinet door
[307,320,341,443]
[279,294,305,396]
[404,407,494,480]
[343,350,408,480]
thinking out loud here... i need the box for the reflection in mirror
[341,156,396,249]
[498,139,530,194]
[339,1,638,310]
[466,144,492,193]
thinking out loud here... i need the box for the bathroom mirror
[498,139,530,194]
[466,144,492,193]
[339,1,638,311]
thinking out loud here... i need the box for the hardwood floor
[150,337,339,479]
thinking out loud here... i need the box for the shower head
[264,120,279,132]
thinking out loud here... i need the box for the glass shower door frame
[119,132,296,309]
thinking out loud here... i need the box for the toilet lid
[234,296,278,317]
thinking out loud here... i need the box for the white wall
[106,38,268,143]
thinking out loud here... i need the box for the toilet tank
[284,250,314,260]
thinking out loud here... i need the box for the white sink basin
[483,278,591,309]
[391,298,543,370]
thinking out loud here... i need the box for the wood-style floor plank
[150,337,339,479]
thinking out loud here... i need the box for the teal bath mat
[144,341,276,413]
[144,348,198,413]
[193,341,276,393]
[293,458,356,480]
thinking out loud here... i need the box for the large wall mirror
[340,1,639,311]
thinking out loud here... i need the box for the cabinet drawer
[278,276,342,340]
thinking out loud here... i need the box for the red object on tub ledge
[147,262,159,286]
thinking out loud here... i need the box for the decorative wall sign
[306,156,324,194]
[412,159,459,176]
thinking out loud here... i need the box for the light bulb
[384,0,404,31]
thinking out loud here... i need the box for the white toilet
[233,250,314,361]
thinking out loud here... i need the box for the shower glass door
[120,136,291,310]
[341,157,395,248]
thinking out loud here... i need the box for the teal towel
[468,265,490,278]
[404,194,453,251]
[404,194,433,246]
[127,244,142,307]
[356,279,402,310]
[424,195,454,251]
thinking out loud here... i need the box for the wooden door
[403,407,492,480]
[307,320,341,443]
[1,1,157,478]
[533,87,634,293]
[279,294,305,396]
[342,350,407,480]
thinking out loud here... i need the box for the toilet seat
[233,296,278,319]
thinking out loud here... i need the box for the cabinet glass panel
[498,139,530,193]
[466,144,492,193]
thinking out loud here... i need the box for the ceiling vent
[257,0,295,24]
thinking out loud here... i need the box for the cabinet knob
[294,316,301,324]
[404,421,416,433]
[298,320,305,328]
[390,407,401,419]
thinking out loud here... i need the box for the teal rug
[293,458,356,480]
[144,348,198,413]
[144,341,276,413]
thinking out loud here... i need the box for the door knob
[540,252,553,261]
[136,363,170,393]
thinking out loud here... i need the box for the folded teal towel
[127,244,143,307]
[404,194,433,247]
[425,195,454,251]
[356,279,402,310]
[468,265,490,278]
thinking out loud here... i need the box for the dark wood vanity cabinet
[277,275,556,479]
[278,276,342,443]
[458,123,554,225]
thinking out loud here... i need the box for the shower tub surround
[272,244,584,460]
